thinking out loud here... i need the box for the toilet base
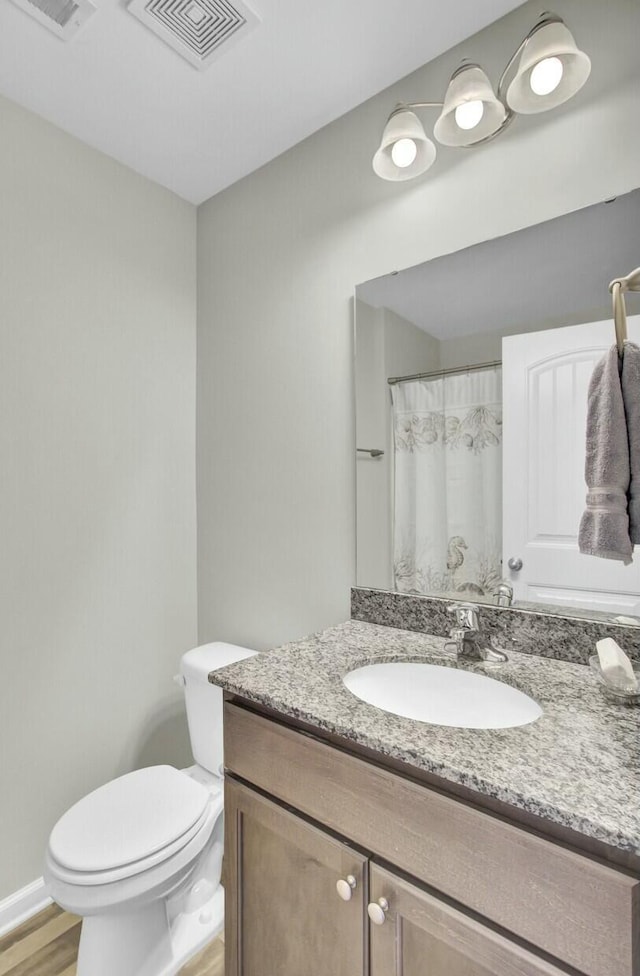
[168,883,224,974]
[75,884,224,976]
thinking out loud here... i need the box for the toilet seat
[45,797,222,917]
[47,766,219,885]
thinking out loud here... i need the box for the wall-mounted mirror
[355,188,640,621]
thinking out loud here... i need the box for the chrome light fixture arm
[455,106,514,149]
[388,98,514,152]
[384,101,442,124]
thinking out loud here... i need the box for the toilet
[44,642,257,976]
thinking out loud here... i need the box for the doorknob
[336,875,357,901]
[507,557,523,572]
[367,897,389,925]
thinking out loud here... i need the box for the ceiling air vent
[127,0,259,70]
[8,0,96,39]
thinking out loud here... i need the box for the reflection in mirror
[355,188,640,622]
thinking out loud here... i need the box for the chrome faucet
[446,603,508,663]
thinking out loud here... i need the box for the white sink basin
[343,662,542,730]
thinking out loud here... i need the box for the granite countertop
[209,620,640,855]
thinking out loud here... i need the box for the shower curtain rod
[387,359,502,386]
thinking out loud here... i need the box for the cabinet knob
[336,875,357,901]
[507,557,523,572]
[367,897,389,925]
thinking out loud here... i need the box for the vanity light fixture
[372,12,590,182]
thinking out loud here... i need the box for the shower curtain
[391,366,503,599]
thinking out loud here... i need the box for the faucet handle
[447,603,480,630]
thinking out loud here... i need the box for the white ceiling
[0,0,522,204]
[356,190,640,341]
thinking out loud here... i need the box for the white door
[503,317,640,616]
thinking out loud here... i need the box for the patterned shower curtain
[391,366,503,599]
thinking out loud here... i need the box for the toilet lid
[49,766,210,872]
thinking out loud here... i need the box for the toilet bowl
[43,642,257,976]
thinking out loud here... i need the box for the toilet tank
[180,642,257,776]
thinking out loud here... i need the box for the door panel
[369,864,570,976]
[503,317,640,613]
[225,777,368,976]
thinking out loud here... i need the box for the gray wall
[196,0,640,650]
[0,95,197,898]
[355,301,390,590]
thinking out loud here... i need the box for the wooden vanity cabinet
[225,778,368,976]
[225,778,569,976]
[223,700,640,976]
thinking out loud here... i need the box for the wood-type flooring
[0,904,224,976]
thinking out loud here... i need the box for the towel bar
[609,267,640,356]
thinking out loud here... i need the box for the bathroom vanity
[211,621,640,976]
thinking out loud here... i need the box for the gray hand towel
[622,341,640,544]
[578,345,632,564]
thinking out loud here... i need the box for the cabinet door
[225,777,368,976]
[369,865,570,976]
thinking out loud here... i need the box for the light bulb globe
[391,138,418,169]
[454,99,484,131]
[530,56,563,96]
[372,110,436,181]
[434,65,505,147]
[506,19,590,114]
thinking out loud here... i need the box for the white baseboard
[0,877,52,938]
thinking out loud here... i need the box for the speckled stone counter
[351,587,640,664]
[210,620,640,856]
